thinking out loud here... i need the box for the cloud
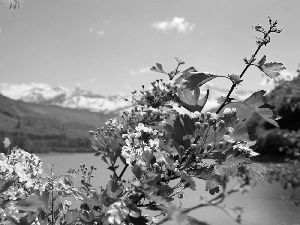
[152,17,195,33]
[88,27,105,36]
[89,78,97,83]
[96,30,105,36]
[130,67,151,75]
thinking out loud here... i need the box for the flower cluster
[121,123,159,166]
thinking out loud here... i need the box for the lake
[38,152,300,225]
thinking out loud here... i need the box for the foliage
[0,15,285,225]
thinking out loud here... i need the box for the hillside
[0,94,117,153]
[246,72,300,157]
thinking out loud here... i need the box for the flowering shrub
[0,17,286,225]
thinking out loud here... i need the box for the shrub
[0,17,286,225]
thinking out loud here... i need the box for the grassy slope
[0,94,117,153]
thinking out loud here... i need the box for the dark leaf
[241,90,281,127]
[65,209,80,224]
[15,194,45,212]
[223,127,256,143]
[129,215,149,225]
[256,56,285,78]
[132,165,144,180]
[150,63,167,74]
[205,174,222,195]
[0,179,14,194]
[164,114,196,149]
[7,216,31,225]
[175,89,209,112]
[106,180,122,198]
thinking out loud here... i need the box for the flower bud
[164,175,170,181]
[195,122,201,129]
[130,133,136,139]
[213,123,217,130]
[206,144,213,151]
[190,144,197,150]
[208,118,214,125]
[201,112,205,119]
[218,120,225,127]
[218,141,224,149]
[206,112,211,119]
[225,127,234,134]
[203,122,209,129]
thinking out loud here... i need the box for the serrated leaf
[132,165,144,180]
[63,173,79,186]
[65,209,80,224]
[106,180,122,198]
[164,114,196,149]
[223,127,256,143]
[205,174,222,195]
[241,90,281,127]
[15,194,45,212]
[175,69,219,101]
[0,179,14,194]
[175,89,209,112]
[150,63,167,74]
[174,67,197,85]
[257,55,267,66]
[256,56,285,78]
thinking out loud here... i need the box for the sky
[0,0,299,96]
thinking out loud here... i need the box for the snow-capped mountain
[0,82,255,114]
[0,83,130,113]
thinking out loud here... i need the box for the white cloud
[88,27,105,36]
[89,78,97,83]
[130,67,151,75]
[152,17,195,33]
[96,30,105,36]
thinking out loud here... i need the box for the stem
[216,26,274,114]
[118,164,129,180]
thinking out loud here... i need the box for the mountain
[0,82,255,113]
[0,94,117,153]
[0,83,130,114]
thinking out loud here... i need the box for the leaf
[256,56,285,78]
[164,114,196,149]
[175,89,209,112]
[150,63,167,74]
[15,194,45,212]
[7,216,31,225]
[205,174,222,195]
[0,179,14,194]
[175,69,219,100]
[106,180,122,198]
[223,127,256,143]
[63,173,79,186]
[241,90,281,127]
[132,165,144,180]
[65,209,80,224]
[174,67,197,85]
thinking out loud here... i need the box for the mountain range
[0,82,255,153]
[0,83,130,114]
[0,82,253,113]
